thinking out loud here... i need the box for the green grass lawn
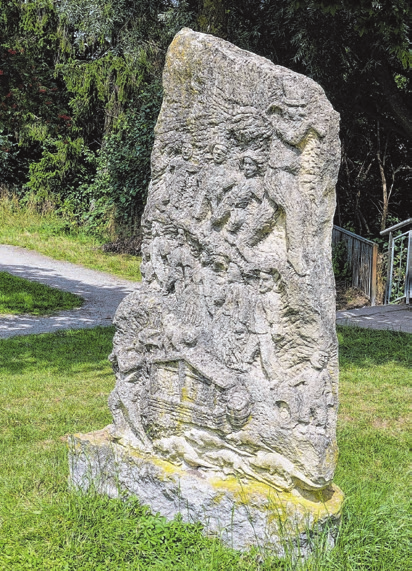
[0,326,410,570]
[0,197,141,281]
[0,272,83,315]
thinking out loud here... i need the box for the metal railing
[332,225,379,306]
[381,219,412,305]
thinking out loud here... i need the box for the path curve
[0,245,140,339]
[1,244,411,339]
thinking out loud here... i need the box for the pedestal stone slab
[69,28,343,554]
[70,429,343,554]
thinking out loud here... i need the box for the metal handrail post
[384,231,393,305]
[406,231,412,305]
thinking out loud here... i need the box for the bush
[332,240,352,281]
[83,81,162,234]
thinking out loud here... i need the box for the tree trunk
[376,125,389,232]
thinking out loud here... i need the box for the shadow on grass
[0,263,136,295]
[1,325,410,377]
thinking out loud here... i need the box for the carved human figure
[167,228,196,296]
[195,142,237,222]
[212,153,278,250]
[274,349,334,439]
[108,298,167,451]
[221,154,263,234]
[224,321,258,371]
[253,270,283,385]
[202,254,230,315]
[168,263,209,351]
[140,250,155,284]
[297,351,335,430]
[265,78,328,276]
[211,262,257,370]
[168,142,200,209]
[145,221,171,290]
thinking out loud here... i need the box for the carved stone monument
[69,29,344,554]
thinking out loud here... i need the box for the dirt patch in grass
[101,234,142,256]
[336,280,372,310]
[371,416,411,431]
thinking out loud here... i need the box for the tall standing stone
[69,29,343,555]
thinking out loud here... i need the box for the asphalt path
[336,304,412,334]
[1,244,411,339]
[0,244,139,339]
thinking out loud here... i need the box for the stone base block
[69,428,344,556]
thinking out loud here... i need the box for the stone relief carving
[108,28,341,495]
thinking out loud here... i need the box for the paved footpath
[1,244,411,339]
[0,244,139,339]
[336,304,412,334]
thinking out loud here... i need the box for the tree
[218,0,412,233]
[0,0,74,192]
[1,1,411,236]
[52,0,182,230]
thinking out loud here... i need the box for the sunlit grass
[0,326,410,570]
[0,196,141,281]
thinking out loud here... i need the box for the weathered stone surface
[69,28,343,553]
[70,429,343,554]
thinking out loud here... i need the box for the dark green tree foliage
[0,1,178,231]
[1,1,411,236]
[221,0,412,234]
[287,0,412,234]
[0,0,74,192]
[52,0,187,231]
[84,82,163,231]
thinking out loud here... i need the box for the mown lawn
[0,197,141,281]
[0,326,410,570]
[0,272,83,315]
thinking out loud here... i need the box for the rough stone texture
[70,28,343,552]
[70,429,343,554]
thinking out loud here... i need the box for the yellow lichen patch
[76,429,188,480]
[208,474,343,521]
[72,429,344,530]
[147,455,186,478]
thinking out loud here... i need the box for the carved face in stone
[258,271,280,294]
[243,156,259,179]
[234,324,248,344]
[282,78,308,122]
[310,351,329,370]
[181,143,193,161]
[177,228,185,245]
[212,144,229,164]
[286,103,307,122]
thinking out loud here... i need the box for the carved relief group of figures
[152,139,278,254]
[109,80,338,493]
